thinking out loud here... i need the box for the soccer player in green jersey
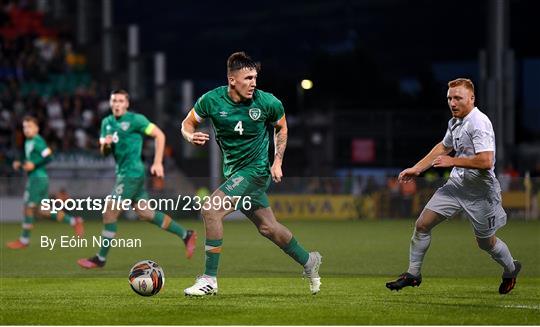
[77,89,197,268]
[6,116,84,249]
[181,52,322,296]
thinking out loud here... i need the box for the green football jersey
[100,112,155,177]
[24,134,52,178]
[194,86,285,179]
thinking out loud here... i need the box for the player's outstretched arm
[398,142,452,183]
[271,115,287,183]
[148,124,165,178]
[181,109,209,146]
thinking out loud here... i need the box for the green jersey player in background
[6,116,84,249]
[77,89,196,268]
[181,52,322,296]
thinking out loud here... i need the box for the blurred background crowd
[1,0,539,219]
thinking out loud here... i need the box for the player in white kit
[386,78,521,294]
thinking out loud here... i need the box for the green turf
[1,219,539,325]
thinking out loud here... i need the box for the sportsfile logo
[40,194,253,213]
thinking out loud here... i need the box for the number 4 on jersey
[234,121,244,135]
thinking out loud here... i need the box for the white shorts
[425,182,507,238]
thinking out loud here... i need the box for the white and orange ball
[128,260,165,296]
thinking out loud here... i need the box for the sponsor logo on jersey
[219,111,228,117]
[106,125,111,130]
[225,176,244,192]
[249,108,261,120]
[120,122,130,131]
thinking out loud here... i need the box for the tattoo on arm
[274,128,287,161]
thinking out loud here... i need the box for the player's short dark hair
[110,89,130,100]
[448,78,475,94]
[227,52,260,74]
[22,115,39,126]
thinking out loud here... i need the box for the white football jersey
[442,107,501,195]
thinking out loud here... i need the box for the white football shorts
[425,182,507,238]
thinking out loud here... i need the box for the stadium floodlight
[301,79,313,90]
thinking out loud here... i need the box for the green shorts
[111,176,149,201]
[24,176,49,207]
[219,169,271,212]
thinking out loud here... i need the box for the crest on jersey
[120,122,130,131]
[249,108,261,121]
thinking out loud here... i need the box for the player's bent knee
[415,209,443,233]
[477,241,492,251]
[200,207,222,222]
[36,209,49,218]
[24,206,35,217]
[102,213,118,224]
[414,220,431,233]
[476,237,495,251]
[200,208,211,221]
[137,213,153,221]
[257,223,276,239]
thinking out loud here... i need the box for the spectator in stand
[46,96,64,137]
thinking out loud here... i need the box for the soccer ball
[128,260,165,296]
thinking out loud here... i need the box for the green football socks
[204,239,223,277]
[97,222,118,260]
[150,211,187,239]
[20,215,34,240]
[282,236,310,266]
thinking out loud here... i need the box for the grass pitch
[1,218,539,325]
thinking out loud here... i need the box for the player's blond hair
[448,78,475,94]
